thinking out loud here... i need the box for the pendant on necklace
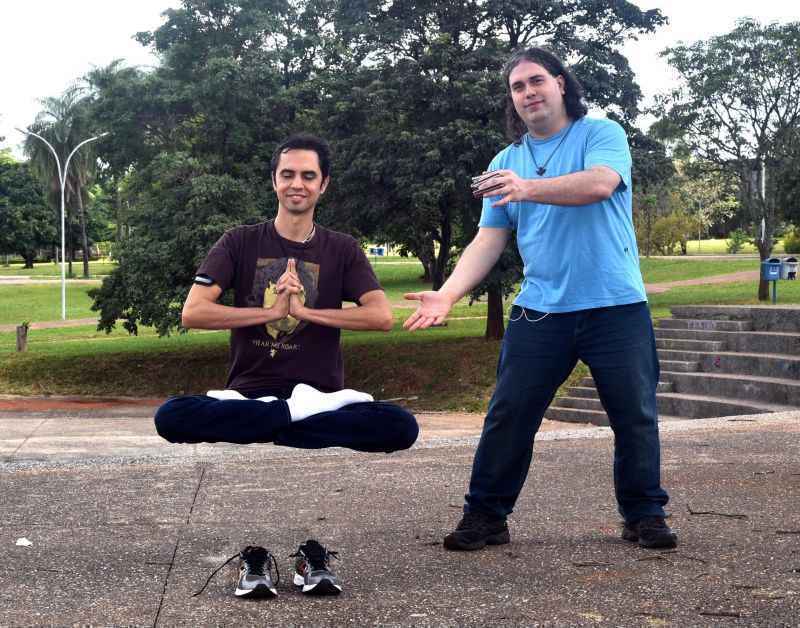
[536,167,546,176]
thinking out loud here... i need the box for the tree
[0,153,56,267]
[89,0,666,339]
[89,0,332,334]
[23,86,99,278]
[320,0,666,338]
[773,125,800,225]
[653,19,800,299]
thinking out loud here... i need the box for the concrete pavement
[1,407,799,626]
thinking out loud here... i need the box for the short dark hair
[270,134,332,180]
[502,47,588,143]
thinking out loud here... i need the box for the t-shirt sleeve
[478,154,514,229]
[342,238,382,303]
[584,120,632,190]
[195,230,238,292]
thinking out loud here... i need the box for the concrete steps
[663,370,800,406]
[546,305,800,425]
[656,327,800,354]
[545,405,684,426]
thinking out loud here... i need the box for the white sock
[285,383,373,422]
[206,389,247,401]
[257,396,278,403]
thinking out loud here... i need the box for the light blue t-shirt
[479,116,646,313]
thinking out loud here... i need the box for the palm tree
[23,85,97,278]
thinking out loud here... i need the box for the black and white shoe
[193,545,279,599]
[290,539,342,595]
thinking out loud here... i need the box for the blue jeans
[155,391,418,453]
[465,302,669,524]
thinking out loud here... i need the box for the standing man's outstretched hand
[403,291,455,331]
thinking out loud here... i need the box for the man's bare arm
[289,289,394,331]
[182,260,304,330]
[403,227,510,331]
[475,166,622,207]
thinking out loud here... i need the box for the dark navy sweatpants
[154,393,419,453]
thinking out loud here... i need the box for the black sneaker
[622,516,678,549]
[193,545,279,599]
[290,539,342,595]
[443,511,510,551]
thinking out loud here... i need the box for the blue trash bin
[761,258,782,280]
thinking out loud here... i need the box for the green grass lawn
[638,258,758,283]
[0,260,116,277]
[2,256,798,409]
[681,238,785,255]
[0,284,99,325]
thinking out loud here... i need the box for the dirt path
[643,269,759,294]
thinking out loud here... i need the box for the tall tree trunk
[757,240,771,301]
[23,253,35,269]
[432,211,452,290]
[76,188,90,277]
[115,185,122,243]
[484,283,505,340]
[66,203,73,277]
[417,240,434,282]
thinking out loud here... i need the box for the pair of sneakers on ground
[445,511,677,551]
[195,539,341,599]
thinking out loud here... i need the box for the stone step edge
[655,328,800,339]
[658,370,800,387]
[657,349,800,361]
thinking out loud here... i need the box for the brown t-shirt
[196,221,381,394]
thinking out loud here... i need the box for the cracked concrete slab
[1,408,798,625]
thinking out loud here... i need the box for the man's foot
[443,511,510,551]
[286,383,373,421]
[234,546,279,598]
[207,389,247,401]
[622,516,677,549]
[290,539,342,595]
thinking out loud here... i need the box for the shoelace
[193,546,280,596]
[290,541,339,572]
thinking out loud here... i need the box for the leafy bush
[651,210,699,255]
[726,228,750,254]
[783,228,800,254]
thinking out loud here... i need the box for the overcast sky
[1,0,797,156]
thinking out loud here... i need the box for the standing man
[155,134,418,597]
[404,48,675,551]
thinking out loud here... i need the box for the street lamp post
[16,128,108,320]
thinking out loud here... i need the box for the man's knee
[154,397,190,443]
[382,404,419,451]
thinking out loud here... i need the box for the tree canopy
[653,19,800,297]
[88,0,667,336]
[0,152,55,267]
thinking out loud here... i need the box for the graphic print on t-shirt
[246,257,320,340]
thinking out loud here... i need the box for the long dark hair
[502,47,588,144]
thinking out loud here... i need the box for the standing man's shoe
[291,539,342,595]
[443,511,510,551]
[622,516,678,548]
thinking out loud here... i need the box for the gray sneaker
[235,546,279,598]
[290,540,342,595]
[193,545,279,598]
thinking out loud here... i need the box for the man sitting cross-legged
[154,133,419,599]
